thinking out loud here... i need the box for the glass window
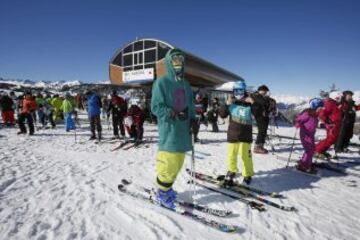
[144,63,155,69]
[145,40,156,49]
[112,52,122,66]
[124,54,133,66]
[123,44,133,54]
[145,49,156,63]
[134,41,143,51]
[134,65,143,70]
[134,54,138,65]
[158,43,171,60]
[124,67,133,71]
[139,52,143,64]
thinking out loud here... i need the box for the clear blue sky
[1,0,359,95]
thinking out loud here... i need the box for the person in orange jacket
[17,91,36,135]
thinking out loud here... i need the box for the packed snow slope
[1,113,360,240]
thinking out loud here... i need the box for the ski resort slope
[1,114,360,240]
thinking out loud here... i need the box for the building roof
[109,38,244,87]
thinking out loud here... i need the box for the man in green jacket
[51,94,64,122]
[61,92,76,132]
[151,48,195,209]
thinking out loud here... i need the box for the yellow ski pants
[156,151,185,191]
[227,142,254,177]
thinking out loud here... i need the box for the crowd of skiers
[1,50,359,210]
[0,90,146,144]
[150,48,360,209]
[295,91,360,172]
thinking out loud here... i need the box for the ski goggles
[233,89,245,97]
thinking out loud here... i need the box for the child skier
[295,98,324,172]
[219,81,255,185]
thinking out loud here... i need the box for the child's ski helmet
[233,81,246,100]
[309,98,324,110]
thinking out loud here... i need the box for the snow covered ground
[1,113,360,240]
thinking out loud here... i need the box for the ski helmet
[309,98,324,110]
[233,81,246,100]
[329,91,342,102]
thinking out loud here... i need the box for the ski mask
[171,54,185,79]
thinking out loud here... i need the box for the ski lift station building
[109,38,244,88]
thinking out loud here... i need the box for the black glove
[169,108,188,121]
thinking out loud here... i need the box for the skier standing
[86,90,102,140]
[192,93,206,142]
[44,94,56,128]
[107,90,127,139]
[295,98,323,172]
[35,93,46,128]
[315,92,342,159]
[0,92,16,126]
[151,48,195,209]
[251,85,271,154]
[335,91,360,153]
[17,91,36,135]
[219,81,255,185]
[61,92,76,132]
[207,97,220,132]
[51,94,63,123]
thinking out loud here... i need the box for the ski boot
[315,152,331,160]
[242,176,252,185]
[89,135,96,140]
[156,188,177,209]
[296,163,317,174]
[134,139,142,147]
[223,171,236,186]
[98,132,102,141]
[253,145,268,154]
[17,131,26,135]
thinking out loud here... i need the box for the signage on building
[123,68,154,82]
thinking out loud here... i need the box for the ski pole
[286,128,298,168]
[191,132,196,202]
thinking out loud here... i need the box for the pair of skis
[110,140,144,151]
[186,169,296,212]
[118,179,239,233]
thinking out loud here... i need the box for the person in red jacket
[17,91,36,135]
[315,93,342,159]
[124,100,145,145]
[107,90,127,139]
[0,92,15,126]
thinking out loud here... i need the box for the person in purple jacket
[295,98,324,172]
